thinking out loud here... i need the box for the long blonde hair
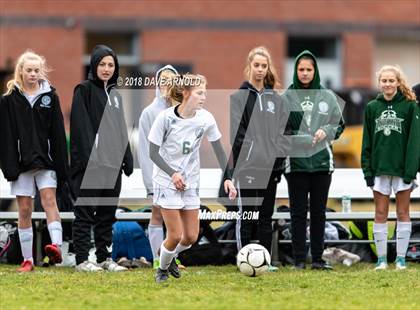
[166,74,207,105]
[244,46,280,89]
[4,50,50,96]
[376,65,416,101]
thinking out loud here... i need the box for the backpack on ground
[112,209,153,262]
[214,220,237,265]
[406,221,420,263]
[0,222,37,264]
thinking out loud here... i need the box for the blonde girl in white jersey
[148,74,237,283]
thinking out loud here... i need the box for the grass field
[0,263,419,310]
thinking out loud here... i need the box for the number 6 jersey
[148,105,221,189]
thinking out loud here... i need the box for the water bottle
[341,195,352,213]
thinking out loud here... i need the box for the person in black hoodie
[70,45,133,272]
[230,46,287,269]
[0,50,68,272]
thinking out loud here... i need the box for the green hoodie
[282,50,345,173]
[361,91,420,184]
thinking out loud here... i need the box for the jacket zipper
[257,93,263,111]
[17,139,21,162]
[246,140,254,161]
[47,139,53,161]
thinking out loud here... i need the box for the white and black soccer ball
[236,243,271,277]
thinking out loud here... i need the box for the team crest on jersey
[195,127,205,139]
[40,95,51,108]
[300,96,314,111]
[375,109,404,136]
[266,101,275,114]
[318,101,329,114]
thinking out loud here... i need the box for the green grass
[0,263,419,309]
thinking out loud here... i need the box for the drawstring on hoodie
[104,84,114,106]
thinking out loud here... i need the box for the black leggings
[236,173,278,253]
[285,172,331,264]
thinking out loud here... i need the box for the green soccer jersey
[361,91,420,183]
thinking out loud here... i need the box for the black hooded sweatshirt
[0,82,68,182]
[70,45,133,176]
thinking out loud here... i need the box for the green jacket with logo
[282,50,345,173]
[361,91,420,184]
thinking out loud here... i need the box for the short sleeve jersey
[148,106,221,189]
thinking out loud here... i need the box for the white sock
[160,243,176,270]
[18,227,34,263]
[174,242,191,256]
[47,221,63,247]
[396,221,412,257]
[373,222,388,258]
[148,224,164,261]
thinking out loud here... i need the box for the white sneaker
[374,257,388,270]
[374,262,388,270]
[99,258,128,272]
[395,256,407,270]
[76,260,104,272]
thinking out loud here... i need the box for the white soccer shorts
[153,183,200,210]
[373,175,418,196]
[11,169,57,197]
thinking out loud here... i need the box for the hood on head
[155,64,178,98]
[88,44,119,87]
[291,50,321,90]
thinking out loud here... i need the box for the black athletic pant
[72,167,122,265]
[285,172,331,264]
[236,173,278,253]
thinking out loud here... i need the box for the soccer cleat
[99,258,128,272]
[267,265,279,272]
[168,257,181,278]
[395,256,407,270]
[45,244,62,265]
[155,268,169,283]
[75,260,104,272]
[17,260,34,272]
[374,256,388,270]
[153,258,160,269]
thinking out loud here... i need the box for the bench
[1,169,419,262]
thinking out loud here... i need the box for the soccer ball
[237,243,271,277]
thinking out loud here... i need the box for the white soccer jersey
[148,106,222,189]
